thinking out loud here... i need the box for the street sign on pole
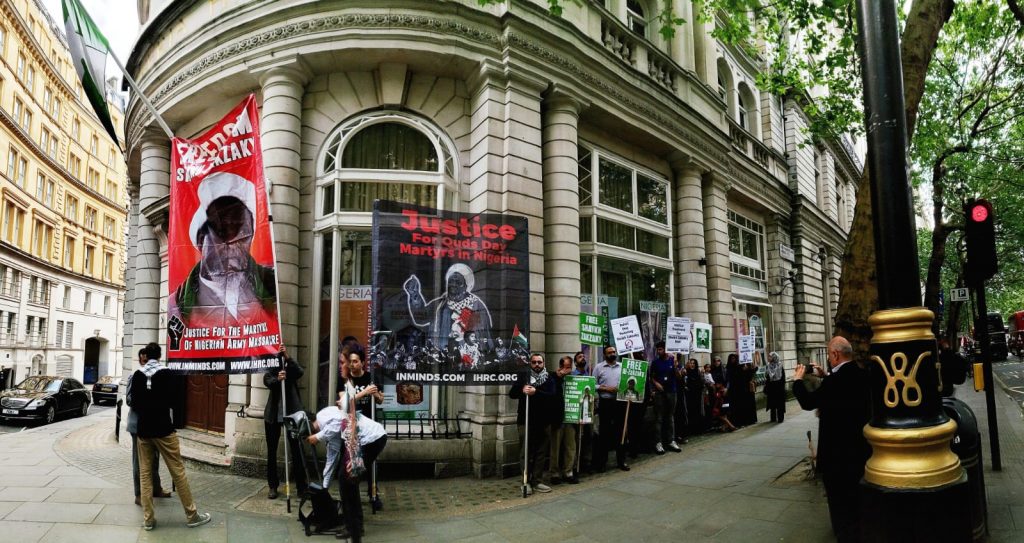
[950,288,969,302]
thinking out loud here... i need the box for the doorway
[185,374,228,433]
[84,337,100,383]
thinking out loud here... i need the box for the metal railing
[379,413,471,440]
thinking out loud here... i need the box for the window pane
[741,230,758,260]
[637,174,667,224]
[596,218,634,250]
[636,229,669,258]
[598,158,633,213]
[578,148,592,206]
[579,217,592,242]
[341,123,438,171]
[728,224,741,254]
[321,184,335,216]
[339,182,436,212]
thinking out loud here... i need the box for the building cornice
[0,240,125,289]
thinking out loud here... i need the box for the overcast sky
[40,0,139,78]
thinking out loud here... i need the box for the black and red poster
[165,94,282,374]
[371,201,530,385]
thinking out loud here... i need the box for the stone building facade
[0,0,127,387]
[124,0,860,476]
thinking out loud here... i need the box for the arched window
[317,111,456,216]
[737,92,748,130]
[627,0,647,37]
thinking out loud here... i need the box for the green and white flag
[62,0,118,144]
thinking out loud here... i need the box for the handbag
[341,392,366,481]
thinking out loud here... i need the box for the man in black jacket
[263,346,306,499]
[131,342,211,531]
[792,336,871,542]
[509,353,558,495]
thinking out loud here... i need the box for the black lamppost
[854,0,972,540]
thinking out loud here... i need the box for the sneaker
[566,473,579,484]
[524,484,533,496]
[142,522,155,531]
[550,476,562,485]
[267,488,278,500]
[186,512,212,528]
[655,442,665,454]
[668,441,682,452]
[534,483,552,493]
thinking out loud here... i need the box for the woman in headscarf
[683,358,706,435]
[726,353,757,427]
[764,352,786,423]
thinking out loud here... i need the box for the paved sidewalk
[2,380,1023,542]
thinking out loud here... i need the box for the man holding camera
[792,336,871,542]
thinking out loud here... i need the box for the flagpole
[107,52,174,140]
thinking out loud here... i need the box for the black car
[0,376,91,424]
[91,376,121,405]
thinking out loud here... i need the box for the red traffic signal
[965,199,997,285]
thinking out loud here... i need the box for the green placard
[579,312,606,345]
[617,358,649,403]
[563,375,596,424]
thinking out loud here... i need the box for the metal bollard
[942,397,987,542]
[115,398,122,443]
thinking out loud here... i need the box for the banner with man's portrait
[371,201,530,385]
[165,94,283,374]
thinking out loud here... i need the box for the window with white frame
[578,146,670,260]
[728,209,767,290]
[317,111,455,216]
[313,110,459,414]
[626,0,647,37]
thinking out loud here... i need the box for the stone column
[121,183,140,379]
[670,0,696,72]
[691,1,718,87]
[701,172,734,356]
[249,58,310,416]
[673,161,709,322]
[134,133,170,348]
[542,89,585,362]
[765,214,797,369]
[465,64,547,477]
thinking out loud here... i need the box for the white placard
[692,322,713,353]
[611,315,644,354]
[666,317,691,353]
[950,288,969,302]
[738,334,756,364]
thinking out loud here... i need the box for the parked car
[91,376,121,405]
[0,376,91,424]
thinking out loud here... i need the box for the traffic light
[965,198,997,285]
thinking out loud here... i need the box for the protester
[624,352,648,459]
[345,350,383,418]
[571,351,594,473]
[131,343,211,531]
[710,356,726,385]
[726,353,757,427]
[312,360,389,542]
[792,336,871,542]
[764,352,787,423]
[548,356,578,484]
[127,348,171,507]
[709,383,737,432]
[263,346,306,499]
[650,342,681,454]
[683,358,706,435]
[938,338,968,397]
[593,346,629,472]
[509,353,558,494]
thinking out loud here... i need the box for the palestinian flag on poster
[512,324,529,348]
[62,0,118,144]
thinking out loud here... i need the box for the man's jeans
[138,433,199,526]
[132,433,162,497]
[653,392,677,445]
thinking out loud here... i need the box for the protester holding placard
[509,354,558,494]
[592,346,629,472]
[726,354,757,427]
[649,343,681,454]
[617,357,649,459]
[548,357,578,485]
[571,352,593,472]
[683,358,707,435]
[764,352,787,423]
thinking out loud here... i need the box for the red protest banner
[165,94,282,373]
